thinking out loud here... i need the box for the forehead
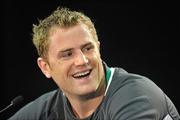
[48,24,96,52]
[49,24,92,42]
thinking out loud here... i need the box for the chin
[77,86,98,97]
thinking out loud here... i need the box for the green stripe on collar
[106,67,111,84]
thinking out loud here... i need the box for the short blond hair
[32,7,98,58]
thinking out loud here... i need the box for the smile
[73,70,92,79]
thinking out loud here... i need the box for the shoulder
[114,67,164,92]
[107,67,164,98]
[8,89,62,120]
[105,67,168,119]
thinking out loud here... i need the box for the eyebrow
[80,42,93,49]
[59,48,73,53]
[59,42,93,53]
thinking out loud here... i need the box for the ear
[37,57,52,78]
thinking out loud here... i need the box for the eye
[83,44,94,52]
[62,51,72,58]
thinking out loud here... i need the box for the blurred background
[2,0,179,119]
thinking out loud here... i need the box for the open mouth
[73,69,92,79]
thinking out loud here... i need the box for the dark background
[2,0,179,119]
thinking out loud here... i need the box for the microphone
[0,96,24,114]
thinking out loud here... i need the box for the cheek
[89,49,101,60]
[50,67,68,89]
[54,65,67,77]
[89,52,103,74]
[52,61,73,81]
[93,52,102,64]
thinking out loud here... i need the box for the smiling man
[9,7,179,120]
[37,23,106,118]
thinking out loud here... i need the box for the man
[9,7,179,120]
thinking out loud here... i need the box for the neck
[66,80,106,119]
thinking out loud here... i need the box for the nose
[74,51,89,66]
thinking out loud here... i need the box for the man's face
[39,24,105,97]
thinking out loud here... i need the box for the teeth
[73,70,90,78]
